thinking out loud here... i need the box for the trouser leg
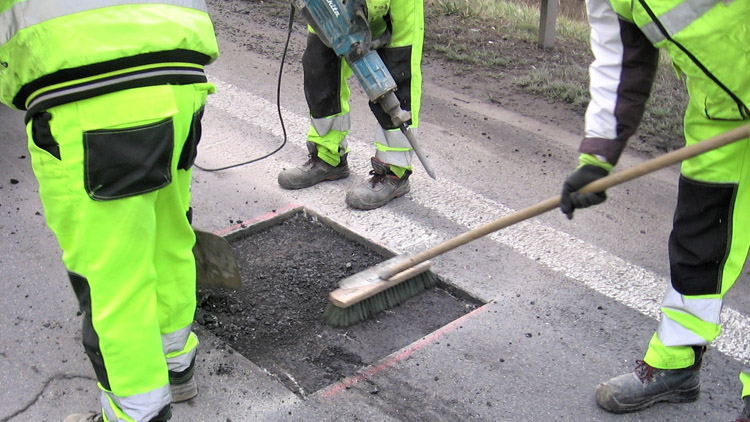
[303,32,351,166]
[367,0,424,177]
[741,370,750,398]
[154,89,207,380]
[155,164,199,379]
[643,104,750,371]
[27,83,213,421]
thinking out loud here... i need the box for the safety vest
[0,0,220,120]
[610,0,749,120]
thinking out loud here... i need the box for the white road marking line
[204,76,750,365]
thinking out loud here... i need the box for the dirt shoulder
[421,27,589,145]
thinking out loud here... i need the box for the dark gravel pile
[196,212,383,353]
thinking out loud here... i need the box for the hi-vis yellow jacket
[580,0,748,164]
[0,0,220,121]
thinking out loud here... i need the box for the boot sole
[596,384,700,414]
[278,170,350,190]
[345,183,410,210]
[171,377,198,403]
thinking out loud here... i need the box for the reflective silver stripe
[102,384,171,422]
[640,0,722,44]
[1,0,208,45]
[584,0,624,142]
[161,325,192,355]
[167,348,196,371]
[27,68,205,109]
[656,315,710,346]
[374,127,414,168]
[162,326,196,372]
[654,286,722,346]
[311,113,351,137]
[661,285,723,325]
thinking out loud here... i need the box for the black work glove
[560,164,610,219]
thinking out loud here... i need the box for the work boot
[66,404,171,422]
[735,396,750,421]
[169,358,198,403]
[278,141,349,189]
[64,414,103,422]
[595,346,705,414]
[345,157,411,210]
[170,376,197,402]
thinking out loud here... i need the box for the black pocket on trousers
[177,107,204,170]
[31,112,61,160]
[84,118,173,200]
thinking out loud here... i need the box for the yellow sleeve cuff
[578,153,614,172]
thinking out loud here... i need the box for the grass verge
[424,0,688,155]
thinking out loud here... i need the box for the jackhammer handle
[380,124,750,278]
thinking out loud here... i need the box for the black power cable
[194,5,296,172]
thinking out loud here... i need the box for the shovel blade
[193,229,242,289]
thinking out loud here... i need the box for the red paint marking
[319,303,491,398]
[213,203,301,236]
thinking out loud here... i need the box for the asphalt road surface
[1,1,748,421]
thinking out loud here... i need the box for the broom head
[324,256,437,328]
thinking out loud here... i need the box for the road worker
[277,0,425,210]
[559,0,749,417]
[0,1,220,420]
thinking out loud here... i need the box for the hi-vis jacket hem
[0,0,220,117]
[20,49,211,123]
[0,0,209,45]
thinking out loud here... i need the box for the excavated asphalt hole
[196,208,484,396]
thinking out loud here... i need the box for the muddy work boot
[735,396,750,421]
[64,414,103,422]
[66,404,171,422]
[169,358,198,402]
[278,142,349,189]
[170,376,197,402]
[346,157,411,210]
[595,347,705,414]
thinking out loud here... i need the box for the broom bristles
[324,270,438,328]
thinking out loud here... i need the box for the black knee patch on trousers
[668,176,736,295]
[68,271,110,390]
[368,46,413,129]
[31,112,61,160]
[177,107,204,170]
[303,34,343,118]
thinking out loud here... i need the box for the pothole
[196,208,484,396]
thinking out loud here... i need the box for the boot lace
[302,153,319,168]
[367,168,388,187]
[634,359,655,383]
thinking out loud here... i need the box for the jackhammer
[291,0,436,179]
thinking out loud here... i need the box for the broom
[324,124,750,328]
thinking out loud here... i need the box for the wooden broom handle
[380,124,750,279]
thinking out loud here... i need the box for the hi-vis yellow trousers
[643,97,750,398]
[26,83,215,421]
